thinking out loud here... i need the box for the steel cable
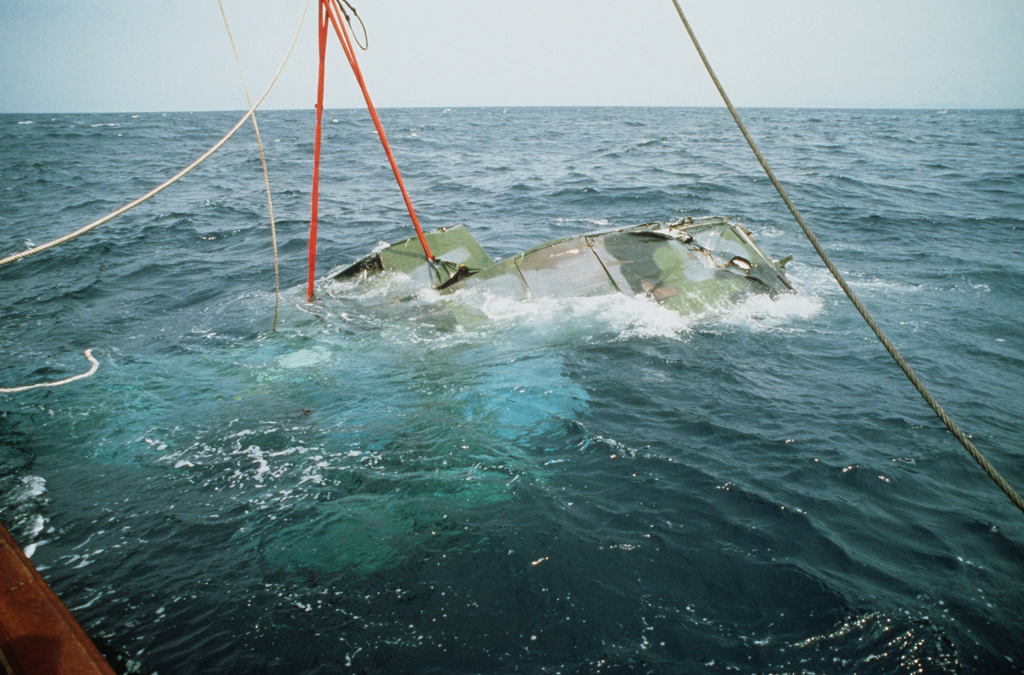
[670,0,1024,516]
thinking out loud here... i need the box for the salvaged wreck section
[333,216,793,314]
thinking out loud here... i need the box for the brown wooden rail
[0,521,115,675]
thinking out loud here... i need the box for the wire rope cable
[335,0,369,50]
[670,0,1024,516]
[217,0,286,331]
[0,0,310,271]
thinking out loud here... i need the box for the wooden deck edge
[0,520,115,675]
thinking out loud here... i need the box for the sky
[1,0,1023,113]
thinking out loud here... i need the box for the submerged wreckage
[334,216,794,313]
[306,4,792,314]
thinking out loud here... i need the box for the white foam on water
[322,268,823,344]
[21,514,47,558]
[21,475,47,499]
[466,291,694,341]
[28,513,45,537]
[317,245,828,344]
[143,438,168,452]
[718,290,825,331]
[322,269,420,303]
[276,347,331,369]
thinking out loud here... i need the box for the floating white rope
[0,349,100,394]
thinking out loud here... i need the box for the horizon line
[3,103,1022,116]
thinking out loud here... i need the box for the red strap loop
[307,0,434,301]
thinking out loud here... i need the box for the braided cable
[670,0,1024,515]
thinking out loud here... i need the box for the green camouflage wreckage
[333,216,794,314]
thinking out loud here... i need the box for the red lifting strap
[307,1,329,301]
[307,0,433,301]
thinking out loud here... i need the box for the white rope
[0,0,310,269]
[218,0,285,332]
[0,349,99,394]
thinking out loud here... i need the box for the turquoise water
[1,107,1022,672]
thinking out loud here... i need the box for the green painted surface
[334,225,494,287]
[332,217,792,314]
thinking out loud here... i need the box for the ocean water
[1,106,1022,673]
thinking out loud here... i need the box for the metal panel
[514,239,617,299]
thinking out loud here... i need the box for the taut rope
[217,0,290,332]
[670,0,1024,516]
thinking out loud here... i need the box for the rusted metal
[0,521,115,675]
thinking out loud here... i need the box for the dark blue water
[1,107,1022,673]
